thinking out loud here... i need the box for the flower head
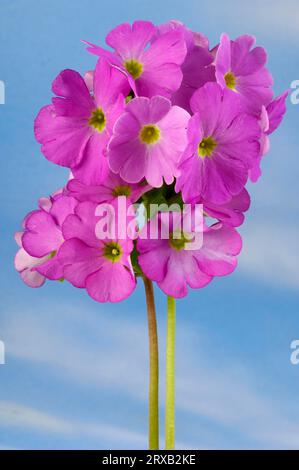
[15,19,287,304]
[214,33,274,115]
[35,58,128,185]
[86,20,187,99]
[176,82,261,205]
[108,96,190,187]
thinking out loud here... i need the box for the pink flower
[175,82,261,205]
[203,188,250,228]
[159,21,215,113]
[58,201,136,303]
[137,211,242,298]
[250,91,288,182]
[15,232,49,287]
[86,20,187,99]
[35,58,128,185]
[156,20,209,50]
[214,33,274,115]
[67,171,151,204]
[108,96,190,187]
[15,195,77,286]
[266,90,289,136]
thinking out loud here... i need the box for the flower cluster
[15,20,287,301]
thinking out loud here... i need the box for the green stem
[143,277,159,450]
[165,296,176,450]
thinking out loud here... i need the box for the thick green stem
[143,277,159,450]
[165,296,176,450]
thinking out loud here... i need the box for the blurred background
[0,0,298,450]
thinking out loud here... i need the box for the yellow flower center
[124,59,143,79]
[224,71,237,90]
[112,185,132,197]
[198,136,217,158]
[103,242,122,262]
[169,231,190,251]
[140,124,160,145]
[89,108,106,132]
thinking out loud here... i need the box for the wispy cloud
[1,304,148,400]
[177,359,299,449]
[2,302,299,449]
[0,400,147,448]
[202,0,299,42]
[0,401,74,434]
[239,220,299,290]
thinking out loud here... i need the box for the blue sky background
[0,0,299,450]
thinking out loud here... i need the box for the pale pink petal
[20,269,46,288]
[15,248,48,288]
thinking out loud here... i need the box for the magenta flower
[250,91,289,182]
[58,201,136,303]
[15,232,50,287]
[203,188,251,228]
[67,171,151,204]
[35,58,128,185]
[108,96,190,187]
[138,211,242,298]
[15,195,77,285]
[266,91,289,135]
[214,33,274,115]
[176,82,261,205]
[160,21,215,113]
[156,20,209,50]
[86,20,187,99]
